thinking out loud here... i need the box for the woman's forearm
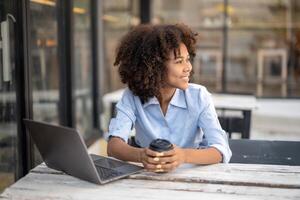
[107,137,143,163]
[107,137,222,166]
[183,147,222,164]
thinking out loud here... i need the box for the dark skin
[107,137,222,173]
[107,43,222,172]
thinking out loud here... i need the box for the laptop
[23,119,144,184]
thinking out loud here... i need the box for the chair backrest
[218,116,246,138]
[218,109,251,139]
[229,139,300,166]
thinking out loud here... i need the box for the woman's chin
[178,83,189,90]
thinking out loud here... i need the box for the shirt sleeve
[197,87,232,163]
[107,89,136,143]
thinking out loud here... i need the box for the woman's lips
[181,76,189,81]
[181,74,190,78]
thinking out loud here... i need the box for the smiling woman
[107,24,232,173]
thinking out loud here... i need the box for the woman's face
[165,43,192,90]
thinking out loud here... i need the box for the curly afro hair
[114,23,197,103]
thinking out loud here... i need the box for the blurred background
[0,0,299,192]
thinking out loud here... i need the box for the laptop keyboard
[95,166,123,180]
[94,158,127,169]
[93,158,127,180]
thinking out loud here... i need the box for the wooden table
[212,94,256,111]
[1,163,299,200]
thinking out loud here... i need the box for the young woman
[107,24,231,172]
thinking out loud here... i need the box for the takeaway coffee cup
[149,139,174,152]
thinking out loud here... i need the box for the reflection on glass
[73,0,93,139]
[152,0,300,97]
[226,30,287,95]
[228,0,291,29]
[153,0,224,28]
[290,0,300,97]
[193,30,223,92]
[193,48,223,92]
[29,0,59,166]
[0,0,17,192]
[102,0,140,93]
[225,0,300,97]
[30,0,59,124]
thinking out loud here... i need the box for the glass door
[28,0,59,166]
[0,0,17,192]
[73,0,94,140]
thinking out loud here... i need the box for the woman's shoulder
[121,87,147,107]
[122,87,134,97]
[186,83,210,98]
[184,83,212,110]
[117,88,138,107]
[187,83,206,90]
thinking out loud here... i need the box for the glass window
[29,0,59,166]
[73,0,94,139]
[226,30,288,96]
[152,0,224,28]
[0,0,18,192]
[29,0,59,124]
[102,0,140,94]
[193,30,223,92]
[152,0,300,97]
[226,0,300,97]
[290,1,300,97]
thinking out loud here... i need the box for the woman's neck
[158,87,176,103]
[157,87,176,115]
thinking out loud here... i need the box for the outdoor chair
[217,108,251,139]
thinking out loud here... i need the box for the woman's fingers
[145,148,176,157]
[153,155,177,163]
[153,161,179,172]
[142,162,157,170]
[166,160,181,171]
[145,148,159,157]
[158,149,176,157]
[141,146,184,172]
[143,158,180,172]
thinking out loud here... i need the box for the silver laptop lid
[24,119,101,184]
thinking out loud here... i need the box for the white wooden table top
[212,94,257,111]
[1,163,299,200]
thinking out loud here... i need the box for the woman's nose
[184,62,192,72]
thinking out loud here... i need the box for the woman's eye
[175,57,191,64]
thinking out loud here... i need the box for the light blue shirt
[108,83,232,163]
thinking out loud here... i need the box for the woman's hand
[139,148,162,172]
[139,145,186,173]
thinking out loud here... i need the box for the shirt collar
[143,89,187,109]
[169,89,187,109]
[143,96,160,108]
